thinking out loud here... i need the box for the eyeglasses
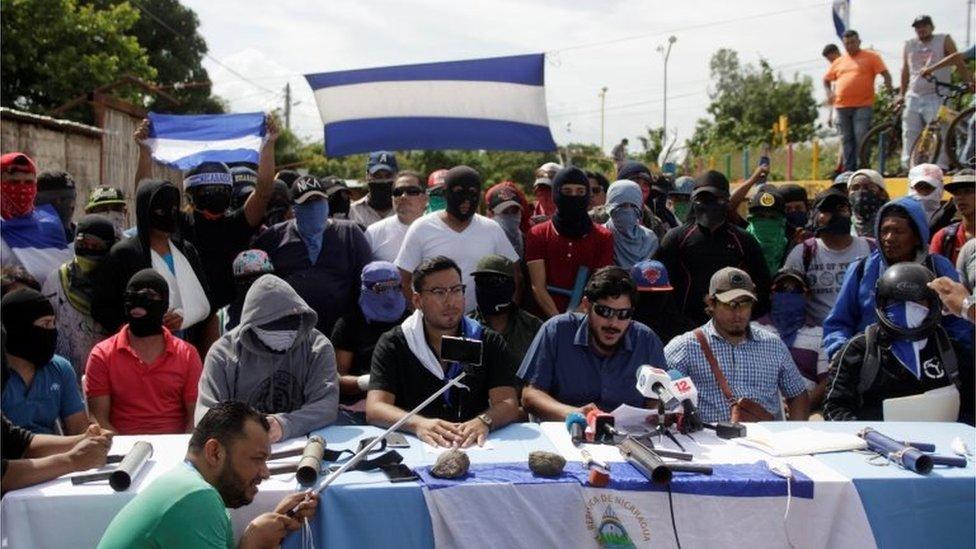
[392,186,424,197]
[366,279,401,293]
[717,299,754,311]
[592,303,634,320]
[421,284,466,300]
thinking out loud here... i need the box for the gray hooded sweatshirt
[195,274,338,439]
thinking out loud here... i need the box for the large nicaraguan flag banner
[0,205,71,286]
[146,112,266,170]
[304,54,558,156]
[832,0,850,39]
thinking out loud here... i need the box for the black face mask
[445,185,480,221]
[2,289,57,367]
[475,275,515,314]
[191,185,232,217]
[149,190,180,233]
[329,191,351,217]
[368,182,393,211]
[553,190,591,235]
[693,199,728,228]
[124,289,167,337]
[816,212,853,236]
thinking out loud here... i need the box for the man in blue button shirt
[1,288,87,434]
[519,266,666,420]
[665,267,811,422]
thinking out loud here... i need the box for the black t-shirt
[332,309,407,377]
[179,208,258,310]
[368,326,518,422]
[2,415,34,485]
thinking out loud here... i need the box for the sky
[180,0,974,154]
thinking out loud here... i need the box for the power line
[129,0,282,98]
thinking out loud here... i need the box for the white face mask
[904,300,928,329]
[252,326,298,351]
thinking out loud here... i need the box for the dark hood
[134,180,180,255]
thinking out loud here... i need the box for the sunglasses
[592,303,634,320]
[392,186,424,197]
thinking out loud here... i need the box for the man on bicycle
[900,15,961,170]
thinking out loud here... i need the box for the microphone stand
[289,370,470,513]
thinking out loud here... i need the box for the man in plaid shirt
[665,267,811,422]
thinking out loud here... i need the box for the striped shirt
[665,320,808,422]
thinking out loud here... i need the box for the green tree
[637,126,665,166]
[1,0,156,114]
[687,49,818,155]
[91,0,225,113]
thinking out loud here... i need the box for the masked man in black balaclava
[1,287,88,435]
[349,151,398,227]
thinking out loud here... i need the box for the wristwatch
[477,413,493,430]
[962,295,976,319]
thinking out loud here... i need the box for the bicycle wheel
[945,106,975,170]
[858,122,902,176]
[910,125,942,167]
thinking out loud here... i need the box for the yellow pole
[708,156,716,170]
[811,139,820,180]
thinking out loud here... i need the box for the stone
[528,451,566,477]
[430,449,470,479]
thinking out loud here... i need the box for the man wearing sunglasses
[664,267,810,423]
[519,266,667,420]
[365,171,428,263]
[367,256,520,448]
[350,151,398,227]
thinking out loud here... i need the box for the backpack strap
[694,328,736,405]
[941,223,961,261]
[933,326,961,390]
[802,237,817,272]
[858,324,883,394]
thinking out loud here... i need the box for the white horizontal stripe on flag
[145,135,264,164]
[312,80,549,126]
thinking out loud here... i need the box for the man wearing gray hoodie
[195,274,338,442]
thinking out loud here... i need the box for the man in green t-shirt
[99,401,318,548]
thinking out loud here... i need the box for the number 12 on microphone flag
[304,54,558,156]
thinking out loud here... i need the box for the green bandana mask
[672,202,691,223]
[748,215,788,274]
[426,194,446,213]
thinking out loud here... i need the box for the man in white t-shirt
[365,171,428,263]
[350,151,397,227]
[783,189,874,325]
[395,166,519,313]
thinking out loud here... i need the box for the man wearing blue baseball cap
[630,260,693,345]
[350,151,398,227]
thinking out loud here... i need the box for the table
[2,422,972,549]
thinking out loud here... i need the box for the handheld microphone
[585,409,618,444]
[565,412,587,446]
[296,435,326,486]
[636,366,680,411]
[666,369,703,434]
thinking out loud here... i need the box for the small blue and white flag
[146,112,266,171]
[832,0,850,40]
[304,54,558,156]
[0,206,72,286]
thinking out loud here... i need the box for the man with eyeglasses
[664,268,810,423]
[367,256,520,448]
[350,151,398,227]
[519,266,666,420]
[365,171,428,263]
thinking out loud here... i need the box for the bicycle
[909,77,974,170]
[857,92,904,177]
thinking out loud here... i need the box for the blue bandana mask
[883,301,929,378]
[609,205,640,235]
[293,200,329,263]
[359,281,406,323]
[770,292,806,347]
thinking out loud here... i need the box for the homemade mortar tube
[296,435,326,486]
[108,441,153,491]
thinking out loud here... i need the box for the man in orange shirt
[823,29,893,172]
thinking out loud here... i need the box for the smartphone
[440,336,483,366]
[758,155,770,168]
[380,463,419,483]
[385,432,410,448]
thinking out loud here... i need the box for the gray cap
[708,267,757,303]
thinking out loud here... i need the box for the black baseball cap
[692,170,730,198]
[748,185,785,215]
[291,175,329,204]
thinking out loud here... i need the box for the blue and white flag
[832,0,850,39]
[304,54,558,156]
[146,112,266,170]
[0,206,72,286]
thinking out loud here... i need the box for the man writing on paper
[824,263,974,424]
[99,401,318,548]
[366,257,520,448]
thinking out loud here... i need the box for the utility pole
[284,83,291,131]
[599,86,608,151]
[657,35,677,143]
[968,0,974,48]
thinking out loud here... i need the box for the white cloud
[182,0,973,152]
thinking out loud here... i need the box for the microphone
[635,366,680,411]
[296,435,326,486]
[586,409,619,444]
[666,370,703,434]
[565,412,587,446]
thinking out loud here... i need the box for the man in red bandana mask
[1,153,71,286]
